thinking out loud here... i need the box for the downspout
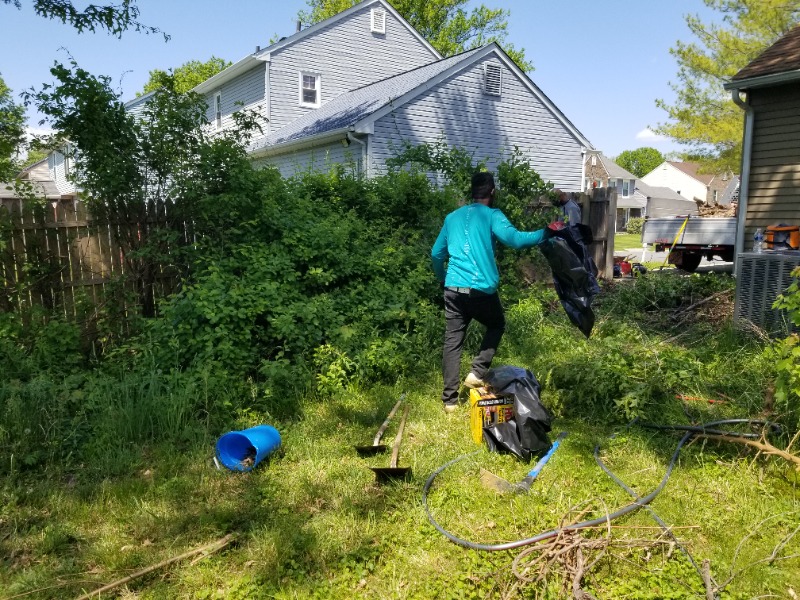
[580,147,587,192]
[731,88,753,280]
[259,53,272,135]
[347,132,367,177]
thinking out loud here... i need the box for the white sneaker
[443,403,458,414]
[464,372,486,389]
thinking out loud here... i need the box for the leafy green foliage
[0,73,25,181]
[2,0,167,39]
[770,266,800,427]
[655,0,800,172]
[614,147,664,178]
[140,56,232,96]
[626,216,645,235]
[297,0,532,70]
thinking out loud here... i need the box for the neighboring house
[31,0,595,196]
[640,161,735,206]
[584,152,641,230]
[192,0,593,189]
[1,157,71,205]
[724,23,800,333]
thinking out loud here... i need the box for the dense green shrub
[771,267,800,427]
[626,216,644,234]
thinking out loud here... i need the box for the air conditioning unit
[735,251,800,335]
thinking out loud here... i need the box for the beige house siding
[744,82,800,241]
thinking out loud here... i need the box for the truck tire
[678,252,702,273]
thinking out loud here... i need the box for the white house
[641,161,735,206]
[28,0,595,194]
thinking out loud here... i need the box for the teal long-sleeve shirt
[430,203,547,294]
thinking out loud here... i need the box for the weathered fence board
[0,197,184,320]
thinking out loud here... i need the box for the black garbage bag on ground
[539,226,599,337]
[482,366,553,462]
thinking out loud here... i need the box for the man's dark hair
[471,172,495,200]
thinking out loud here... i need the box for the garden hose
[422,419,782,554]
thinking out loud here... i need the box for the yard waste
[216,425,281,472]
[471,366,553,462]
[540,224,599,337]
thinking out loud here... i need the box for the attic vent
[371,8,386,33]
[484,63,502,96]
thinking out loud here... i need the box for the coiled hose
[422,419,780,553]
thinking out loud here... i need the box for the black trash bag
[539,234,599,337]
[482,366,553,462]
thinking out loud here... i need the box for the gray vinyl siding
[252,141,363,178]
[267,4,436,133]
[49,150,76,195]
[369,56,585,189]
[744,82,800,241]
[204,62,267,134]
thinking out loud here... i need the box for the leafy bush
[770,267,800,427]
[626,216,644,234]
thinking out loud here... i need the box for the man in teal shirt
[431,172,550,412]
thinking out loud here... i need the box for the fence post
[582,187,617,280]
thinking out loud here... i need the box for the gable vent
[371,8,386,33]
[484,63,502,96]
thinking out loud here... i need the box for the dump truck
[641,215,736,272]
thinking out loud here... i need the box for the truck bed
[641,216,736,246]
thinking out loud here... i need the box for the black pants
[441,288,506,404]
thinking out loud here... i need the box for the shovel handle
[524,431,567,480]
[389,404,410,469]
[372,394,405,446]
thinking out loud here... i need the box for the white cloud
[635,128,667,143]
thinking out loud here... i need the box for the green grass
[2,279,799,599]
[615,232,645,252]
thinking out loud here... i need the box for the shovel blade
[355,444,388,456]
[371,466,411,484]
[479,468,524,494]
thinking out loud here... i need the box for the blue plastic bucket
[216,425,281,472]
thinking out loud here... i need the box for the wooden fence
[0,197,184,321]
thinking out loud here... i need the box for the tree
[0,74,25,181]
[615,147,665,178]
[2,0,166,38]
[297,0,532,71]
[655,0,799,173]
[140,57,232,96]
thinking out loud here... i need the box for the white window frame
[299,72,321,108]
[483,63,502,96]
[370,7,386,33]
[214,91,222,130]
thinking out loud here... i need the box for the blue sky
[1,0,720,159]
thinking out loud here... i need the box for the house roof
[595,153,636,180]
[1,179,61,200]
[667,161,717,185]
[634,181,688,202]
[193,0,440,96]
[725,24,800,90]
[250,43,594,156]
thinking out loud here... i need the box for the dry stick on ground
[671,290,730,318]
[716,513,800,594]
[696,433,800,471]
[73,533,235,600]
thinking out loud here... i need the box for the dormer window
[300,72,321,107]
[371,8,386,33]
[483,63,502,96]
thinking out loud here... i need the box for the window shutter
[484,63,502,96]
[371,8,386,33]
